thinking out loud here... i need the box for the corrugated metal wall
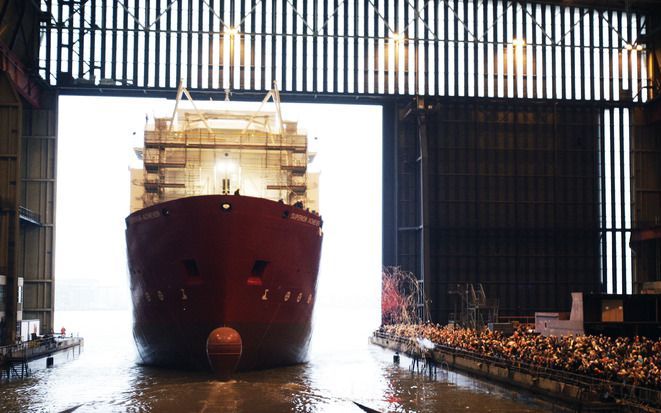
[41,0,652,103]
[0,72,21,343]
[19,93,57,332]
[395,98,603,322]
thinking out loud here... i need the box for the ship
[125,84,323,375]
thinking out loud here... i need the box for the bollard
[46,357,54,368]
[393,352,400,364]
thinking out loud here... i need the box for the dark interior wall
[631,100,661,289]
[395,98,603,323]
[0,0,40,65]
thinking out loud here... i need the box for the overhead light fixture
[391,32,402,42]
[511,38,526,47]
[636,44,643,51]
[226,26,238,36]
[625,43,634,51]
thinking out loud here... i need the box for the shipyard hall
[0,0,661,412]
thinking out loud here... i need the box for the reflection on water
[0,310,549,413]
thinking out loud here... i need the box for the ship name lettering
[290,213,320,227]
[290,213,308,223]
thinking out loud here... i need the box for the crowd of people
[380,323,661,389]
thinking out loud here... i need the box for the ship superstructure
[131,87,317,212]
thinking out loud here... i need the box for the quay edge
[370,333,661,413]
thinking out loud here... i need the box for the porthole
[221,202,232,211]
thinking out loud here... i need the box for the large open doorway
[54,95,383,354]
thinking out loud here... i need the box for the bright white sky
[56,95,382,327]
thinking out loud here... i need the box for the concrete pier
[370,332,661,412]
[1,336,84,379]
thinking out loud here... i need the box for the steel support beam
[0,42,41,108]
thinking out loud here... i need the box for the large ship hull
[125,195,323,372]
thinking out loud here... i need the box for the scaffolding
[448,283,499,330]
[131,84,315,213]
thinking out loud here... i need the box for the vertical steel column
[579,7,586,100]
[250,0,256,90]
[292,0,299,92]
[569,7,575,100]
[132,0,140,86]
[524,2,530,98]
[322,0,328,92]
[382,99,397,266]
[77,0,85,79]
[423,0,430,96]
[44,0,52,81]
[453,0,458,96]
[330,0,337,91]
[619,107,627,292]
[502,0,508,97]
[196,0,203,88]
[492,0,498,97]
[342,0,348,93]
[260,0,266,89]
[403,0,409,94]
[598,109,607,289]
[433,0,439,96]
[281,0,287,90]
[588,8,595,100]
[206,0,213,89]
[416,97,430,321]
[462,0,468,96]
[364,0,370,93]
[302,0,308,91]
[239,0,246,90]
[393,0,399,93]
[626,11,633,98]
[154,0,162,87]
[90,0,97,82]
[608,11,615,101]
[228,0,235,89]
[66,1,74,77]
[472,0,478,97]
[532,2,538,98]
[608,107,617,292]
[559,5,566,99]
[184,0,192,87]
[550,5,557,99]
[165,0,172,87]
[174,0,182,86]
[145,0,152,87]
[482,0,488,97]
[312,0,318,91]
[512,0,518,97]
[271,0,277,88]
[541,4,547,99]
[381,0,387,93]
[353,0,359,93]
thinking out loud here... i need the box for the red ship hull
[125,195,323,372]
